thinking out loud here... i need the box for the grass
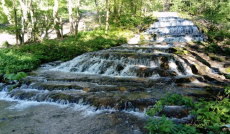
[0,28,133,74]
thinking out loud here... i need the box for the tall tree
[94,0,101,25]
[1,0,13,24]
[105,0,109,34]
[68,0,74,33]
[53,0,61,38]
[75,0,80,40]
[19,0,28,44]
[29,0,37,41]
[113,0,117,18]
[13,0,20,45]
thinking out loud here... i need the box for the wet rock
[190,64,198,74]
[116,64,124,72]
[158,70,177,77]
[119,87,127,92]
[175,77,196,83]
[70,68,78,72]
[160,57,169,70]
[224,63,230,68]
[83,87,90,92]
[0,74,4,82]
[158,106,190,118]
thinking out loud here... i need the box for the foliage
[205,43,222,53]
[4,68,27,81]
[0,28,130,74]
[1,41,10,48]
[145,115,197,134]
[146,93,194,116]
[110,15,156,31]
[226,75,230,79]
[192,98,230,131]
[145,88,230,133]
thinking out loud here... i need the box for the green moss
[175,49,190,55]
[226,68,230,73]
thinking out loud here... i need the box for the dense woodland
[1,0,230,133]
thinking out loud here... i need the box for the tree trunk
[69,0,74,33]
[19,0,28,44]
[130,0,134,14]
[1,0,13,24]
[13,1,19,45]
[75,0,80,40]
[144,3,147,17]
[105,0,109,35]
[134,0,137,15]
[60,18,63,39]
[94,0,101,25]
[113,0,117,18]
[140,0,142,16]
[118,0,123,18]
[29,0,36,42]
[43,1,51,40]
[21,17,25,44]
[44,15,49,40]
[53,0,61,38]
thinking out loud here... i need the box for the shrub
[146,93,194,116]
[0,28,131,74]
[145,115,197,134]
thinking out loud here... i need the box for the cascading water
[1,14,215,133]
[145,17,206,43]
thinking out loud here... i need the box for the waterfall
[145,17,206,42]
[0,13,210,124]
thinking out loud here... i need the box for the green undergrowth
[110,14,157,32]
[0,28,132,74]
[145,115,197,134]
[146,93,194,116]
[145,89,230,134]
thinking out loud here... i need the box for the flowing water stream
[0,14,213,133]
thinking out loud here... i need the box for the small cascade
[150,19,194,28]
[145,17,206,42]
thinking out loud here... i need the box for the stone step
[146,26,200,35]
[157,17,186,21]
[108,46,177,53]
[9,88,158,111]
[150,20,194,28]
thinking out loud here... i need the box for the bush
[145,115,197,134]
[146,93,194,116]
[1,41,9,48]
[192,98,230,131]
[145,89,230,133]
[0,28,131,74]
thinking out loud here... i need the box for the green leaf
[6,68,10,75]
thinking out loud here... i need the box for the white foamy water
[168,59,183,75]
[0,90,118,117]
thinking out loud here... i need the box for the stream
[0,13,215,134]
